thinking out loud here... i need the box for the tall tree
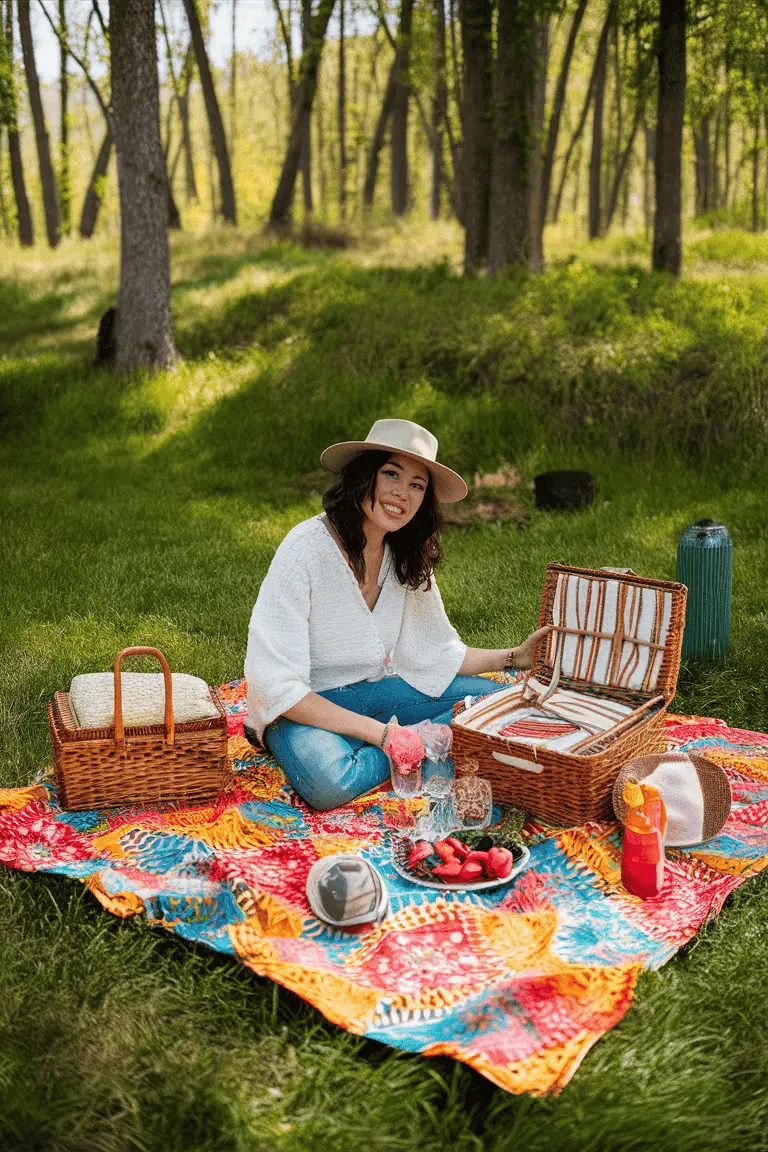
[18,0,60,246]
[363,53,398,207]
[79,126,112,239]
[652,0,686,275]
[527,15,550,269]
[300,0,313,212]
[268,0,336,227]
[458,0,493,271]
[537,0,588,244]
[1,0,33,245]
[110,0,176,371]
[58,0,70,234]
[182,0,236,223]
[178,45,198,202]
[390,0,414,215]
[338,0,347,218]
[551,10,608,223]
[230,0,237,154]
[588,0,614,240]
[487,0,540,273]
[431,0,447,219]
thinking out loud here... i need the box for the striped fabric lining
[548,574,672,693]
[456,681,633,738]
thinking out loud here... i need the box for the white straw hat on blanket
[321,419,468,503]
[612,751,732,847]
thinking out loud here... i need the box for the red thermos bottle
[621,778,666,899]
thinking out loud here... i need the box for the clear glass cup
[453,775,493,830]
[388,752,423,799]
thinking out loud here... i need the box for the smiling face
[362,453,430,537]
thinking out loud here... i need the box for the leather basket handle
[113,646,175,750]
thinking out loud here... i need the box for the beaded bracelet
[379,721,392,749]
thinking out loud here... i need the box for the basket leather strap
[113,647,175,750]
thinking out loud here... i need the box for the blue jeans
[263,675,507,811]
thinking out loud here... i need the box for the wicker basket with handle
[47,646,230,811]
[451,564,687,826]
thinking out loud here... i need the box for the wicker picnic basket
[47,646,230,811]
[451,564,687,825]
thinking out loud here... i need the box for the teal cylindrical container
[676,519,732,663]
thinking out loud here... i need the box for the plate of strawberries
[390,835,530,890]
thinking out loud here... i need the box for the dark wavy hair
[322,450,443,590]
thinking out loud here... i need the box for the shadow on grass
[0,281,76,349]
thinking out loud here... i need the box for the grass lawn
[1,225,768,1151]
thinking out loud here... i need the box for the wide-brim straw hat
[612,751,732,848]
[320,419,468,503]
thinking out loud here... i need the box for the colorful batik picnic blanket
[2,677,768,1097]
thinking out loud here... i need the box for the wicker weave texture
[47,647,230,811]
[452,702,668,825]
[451,565,686,825]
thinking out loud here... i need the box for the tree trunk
[300,0,313,213]
[338,0,347,219]
[79,126,112,238]
[488,0,538,273]
[538,0,588,240]
[18,0,60,247]
[724,86,731,206]
[390,0,414,215]
[606,99,641,229]
[711,101,721,209]
[316,73,327,212]
[178,45,199,202]
[527,15,550,270]
[751,118,760,234]
[588,0,613,240]
[363,55,397,208]
[182,0,236,223]
[693,116,710,216]
[652,0,686,276]
[2,0,33,245]
[0,132,9,237]
[431,0,446,219]
[458,0,493,272]
[268,0,336,228]
[551,2,611,225]
[643,122,654,237]
[110,0,177,372]
[230,0,237,154]
[58,0,70,234]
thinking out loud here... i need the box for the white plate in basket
[389,838,530,891]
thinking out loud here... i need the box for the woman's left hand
[507,625,553,671]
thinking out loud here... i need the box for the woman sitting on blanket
[244,419,548,810]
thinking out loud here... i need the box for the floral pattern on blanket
[2,682,768,1097]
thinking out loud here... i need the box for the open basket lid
[533,564,688,702]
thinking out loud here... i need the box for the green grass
[2,227,768,1151]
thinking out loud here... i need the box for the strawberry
[458,860,484,883]
[432,860,462,880]
[487,846,515,879]
[433,840,455,862]
[407,840,433,869]
[445,837,470,860]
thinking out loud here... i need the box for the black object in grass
[534,470,594,511]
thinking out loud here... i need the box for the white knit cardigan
[244,515,467,738]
